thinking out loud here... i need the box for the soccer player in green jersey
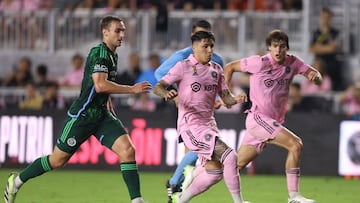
[4,16,151,203]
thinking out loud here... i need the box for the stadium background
[1,0,360,178]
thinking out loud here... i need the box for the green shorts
[56,111,128,154]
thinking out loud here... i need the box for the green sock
[120,161,141,200]
[19,155,52,182]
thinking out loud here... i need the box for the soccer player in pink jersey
[224,29,322,203]
[153,31,249,203]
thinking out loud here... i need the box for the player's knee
[289,139,303,155]
[49,156,68,169]
[237,159,247,170]
[117,145,136,161]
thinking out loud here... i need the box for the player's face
[103,20,126,51]
[192,38,214,64]
[268,40,288,64]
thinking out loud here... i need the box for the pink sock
[194,165,205,176]
[221,148,241,194]
[286,168,300,192]
[188,169,223,196]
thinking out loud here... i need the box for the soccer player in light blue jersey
[154,20,224,203]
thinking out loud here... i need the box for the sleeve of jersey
[240,55,262,73]
[161,61,183,86]
[93,57,110,74]
[154,51,186,81]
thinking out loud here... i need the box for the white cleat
[288,195,316,203]
[4,173,20,203]
[181,165,195,191]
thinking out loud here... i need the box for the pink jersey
[240,53,309,123]
[162,54,227,136]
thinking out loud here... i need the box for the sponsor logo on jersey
[204,84,218,91]
[264,78,291,88]
[264,78,274,87]
[191,82,201,92]
[94,64,108,72]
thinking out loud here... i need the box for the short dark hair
[191,31,215,44]
[100,16,122,30]
[265,29,289,49]
[192,20,211,32]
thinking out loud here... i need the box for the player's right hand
[132,81,152,94]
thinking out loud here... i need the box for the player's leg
[178,160,223,203]
[4,147,71,203]
[268,128,315,203]
[96,113,145,203]
[4,116,87,203]
[213,138,249,203]
[237,145,258,170]
[166,145,198,202]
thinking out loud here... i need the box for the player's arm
[309,40,337,55]
[219,89,247,108]
[224,60,242,90]
[153,80,178,102]
[303,67,323,86]
[92,72,151,94]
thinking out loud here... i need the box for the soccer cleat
[181,165,195,191]
[171,192,182,203]
[165,180,181,203]
[4,172,20,203]
[288,195,316,203]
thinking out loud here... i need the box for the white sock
[14,175,23,189]
[131,197,144,203]
[289,191,300,198]
[179,189,193,203]
[231,193,244,203]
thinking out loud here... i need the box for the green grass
[0,169,359,203]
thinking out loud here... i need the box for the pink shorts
[242,112,284,153]
[180,122,218,166]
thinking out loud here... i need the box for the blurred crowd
[0,52,164,113]
[0,0,303,11]
[0,2,359,120]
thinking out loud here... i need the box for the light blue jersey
[154,46,223,81]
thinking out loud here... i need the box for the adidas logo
[289,200,301,203]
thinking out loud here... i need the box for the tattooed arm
[153,80,178,102]
[219,89,247,108]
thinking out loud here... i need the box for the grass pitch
[0,169,358,203]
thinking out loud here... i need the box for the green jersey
[68,42,118,119]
